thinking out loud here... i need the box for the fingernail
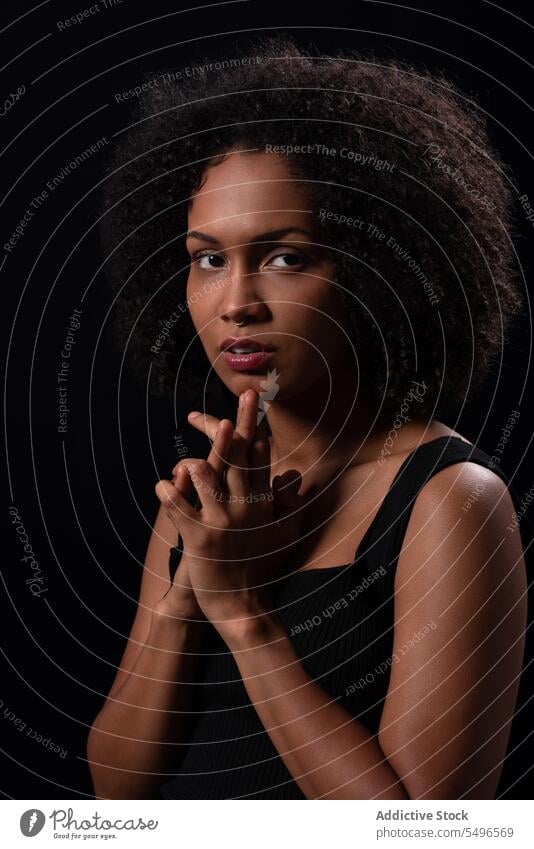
[189,411,202,419]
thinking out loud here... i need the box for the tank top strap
[358,435,512,576]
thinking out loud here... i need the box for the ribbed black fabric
[159,436,519,799]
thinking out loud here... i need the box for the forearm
[87,608,209,799]
[223,615,409,800]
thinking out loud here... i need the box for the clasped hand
[155,389,305,635]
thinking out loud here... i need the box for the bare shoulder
[396,456,526,594]
[378,453,527,798]
[405,458,516,541]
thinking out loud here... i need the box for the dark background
[2,0,533,799]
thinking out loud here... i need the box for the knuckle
[231,503,249,524]
[163,494,179,512]
[208,511,231,531]
[217,515,232,532]
[155,481,171,501]
[174,458,193,473]
[230,439,248,462]
[184,459,202,476]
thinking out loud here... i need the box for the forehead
[187,151,311,226]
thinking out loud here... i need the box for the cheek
[290,286,345,338]
[280,309,343,377]
[185,274,209,329]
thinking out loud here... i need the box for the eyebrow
[185,227,314,245]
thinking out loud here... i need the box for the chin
[229,372,274,390]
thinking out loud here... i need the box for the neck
[265,367,432,482]
[265,363,378,478]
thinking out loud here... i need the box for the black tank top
[159,435,528,799]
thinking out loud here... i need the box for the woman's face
[185,151,353,400]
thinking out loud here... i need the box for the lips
[219,336,275,354]
[222,349,273,371]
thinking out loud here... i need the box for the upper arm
[105,504,179,701]
[378,462,528,799]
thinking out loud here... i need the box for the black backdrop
[2,0,534,799]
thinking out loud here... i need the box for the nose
[218,260,269,326]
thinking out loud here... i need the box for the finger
[233,388,259,452]
[184,411,234,484]
[183,459,229,517]
[174,421,232,490]
[185,390,255,472]
[174,463,205,513]
[176,412,220,484]
[185,410,221,443]
[172,464,193,499]
[248,417,271,494]
[273,470,302,515]
[155,479,197,530]
[184,392,254,496]
[224,390,258,496]
[170,466,194,548]
[202,418,234,486]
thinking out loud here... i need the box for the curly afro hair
[99,33,523,422]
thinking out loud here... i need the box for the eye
[266,252,304,269]
[194,252,225,269]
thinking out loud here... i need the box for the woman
[87,34,528,799]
